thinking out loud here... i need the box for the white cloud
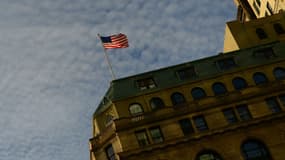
[0,0,236,159]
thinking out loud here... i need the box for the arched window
[253,72,268,85]
[196,150,223,160]
[212,82,227,96]
[256,28,268,39]
[273,67,285,80]
[241,139,271,160]
[191,87,207,100]
[273,23,285,35]
[171,92,186,105]
[149,97,165,110]
[232,77,248,90]
[129,103,144,115]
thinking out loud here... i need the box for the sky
[0,1,235,160]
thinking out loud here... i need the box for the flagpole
[97,34,116,80]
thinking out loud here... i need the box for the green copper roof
[94,41,285,116]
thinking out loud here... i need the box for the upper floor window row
[130,68,285,115]
[255,23,285,40]
[135,44,282,91]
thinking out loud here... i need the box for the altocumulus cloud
[0,0,235,160]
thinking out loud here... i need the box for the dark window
[193,115,208,131]
[177,67,196,80]
[273,23,285,35]
[232,77,248,90]
[105,144,115,160]
[265,97,282,113]
[196,150,223,160]
[149,127,164,143]
[171,92,186,105]
[212,82,227,96]
[253,1,260,15]
[278,94,285,106]
[241,140,271,160]
[137,78,156,90]
[253,47,276,59]
[256,0,261,6]
[253,72,268,85]
[265,11,269,17]
[129,103,144,115]
[236,104,252,121]
[216,57,237,71]
[273,67,285,80]
[179,118,194,135]
[256,28,268,39]
[149,97,165,110]
[135,130,149,147]
[223,108,238,124]
[191,87,207,100]
[237,5,245,21]
[267,2,274,15]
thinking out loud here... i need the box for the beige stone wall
[122,119,285,160]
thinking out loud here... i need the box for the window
[253,72,268,85]
[253,47,276,59]
[212,82,227,96]
[216,57,237,71]
[253,1,260,15]
[171,92,186,106]
[179,118,194,135]
[265,11,269,17]
[237,5,245,21]
[196,150,223,160]
[193,115,208,131]
[223,108,238,124]
[273,67,285,80]
[267,2,274,15]
[105,144,115,160]
[241,139,271,160]
[137,78,156,90]
[191,87,207,100]
[232,77,248,90]
[129,103,144,115]
[135,130,149,147]
[223,105,252,124]
[273,23,285,35]
[265,97,282,113]
[236,104,252,121]
[149,127,164,143]
[256,28,268,39]
[255,0,261,6]
[177,67,196,80]
[149,97,165,110]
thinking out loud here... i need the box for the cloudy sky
[0,1,235,160]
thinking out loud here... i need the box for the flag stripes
[100,33,129,49]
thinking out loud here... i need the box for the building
[90,40,285,160]
[223,12,285,52]
[89,2,285,160]
[234,0,285,22]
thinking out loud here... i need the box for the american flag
[99,33,129,49]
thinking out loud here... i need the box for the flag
[99,33,129,49]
